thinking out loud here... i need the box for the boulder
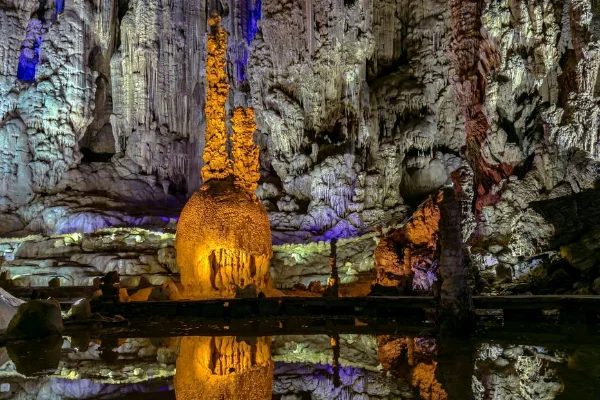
[149,282,181,301]
[495,264,513,283]
[48,277,61,288]
[307,281,323,293]
[6,299,63,338]
[128,287,153,301]
[66,298,92,320]
[0,288,24,331]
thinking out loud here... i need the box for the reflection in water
[0,331,598,399]
[378,336,448,399]
[174,336,273,400]
[6,334,62,376]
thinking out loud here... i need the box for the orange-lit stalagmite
[174,336,273,400]
[176,180,273,297]
[201,14,232,183]
[231,107,260,197]
[175,15,272,298]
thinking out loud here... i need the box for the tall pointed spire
[201,14,231,182]
[231,107,260,197]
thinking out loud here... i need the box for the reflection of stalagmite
[175,15,272,298]
[174,336,273,400]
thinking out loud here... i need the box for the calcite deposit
[175,15,272,298]
[176,180,273,297]
[0,0,599,294]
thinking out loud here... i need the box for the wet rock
[234,284,259,298]
[48,277,61,288]
[6,299,64,338]
[368,283,399,296]
[292,283,307,291]
[307,281,323,293]
[66,298,92,320]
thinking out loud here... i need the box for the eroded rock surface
[0,0,599,294]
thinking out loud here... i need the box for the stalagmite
[438,186,472,334]
[231,107,260,197]
[202,14,231,183]
[175,14,273,299]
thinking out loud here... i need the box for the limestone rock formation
[175,16,272,298]
[6,299,63,339]
[373,193,442,293]
[176,180,273,297]
[0,288,24,331]
[0,0,599,294]
[202,15,232,183]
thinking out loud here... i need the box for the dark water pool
[1,326,599,399]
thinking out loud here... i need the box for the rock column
[438,186,473,334]
[326,239,339,297]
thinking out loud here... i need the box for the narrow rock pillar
[438,186,473,334]
[327,238,339,297]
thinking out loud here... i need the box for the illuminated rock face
[175,336,273,400]
[175,16,271,298]
[175,180,272,297]
[374,194,442,292]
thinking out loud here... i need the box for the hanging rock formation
[175,15,272,299]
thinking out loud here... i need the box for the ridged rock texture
[0,0,599,292]
[175,180,273,297]
[231,107,261,196]
[202,15,232,183]
[174,336,273,400]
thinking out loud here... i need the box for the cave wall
[0,0,599,258]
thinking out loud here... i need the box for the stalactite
[448,0,504,192]
[17,19,44,82]
[231,107,260,197]
[201,15,232,182]
[305,0,313,55]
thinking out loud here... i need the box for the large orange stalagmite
[176,180,273,297]
[175,15,272,298]
[174,336,273,400]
